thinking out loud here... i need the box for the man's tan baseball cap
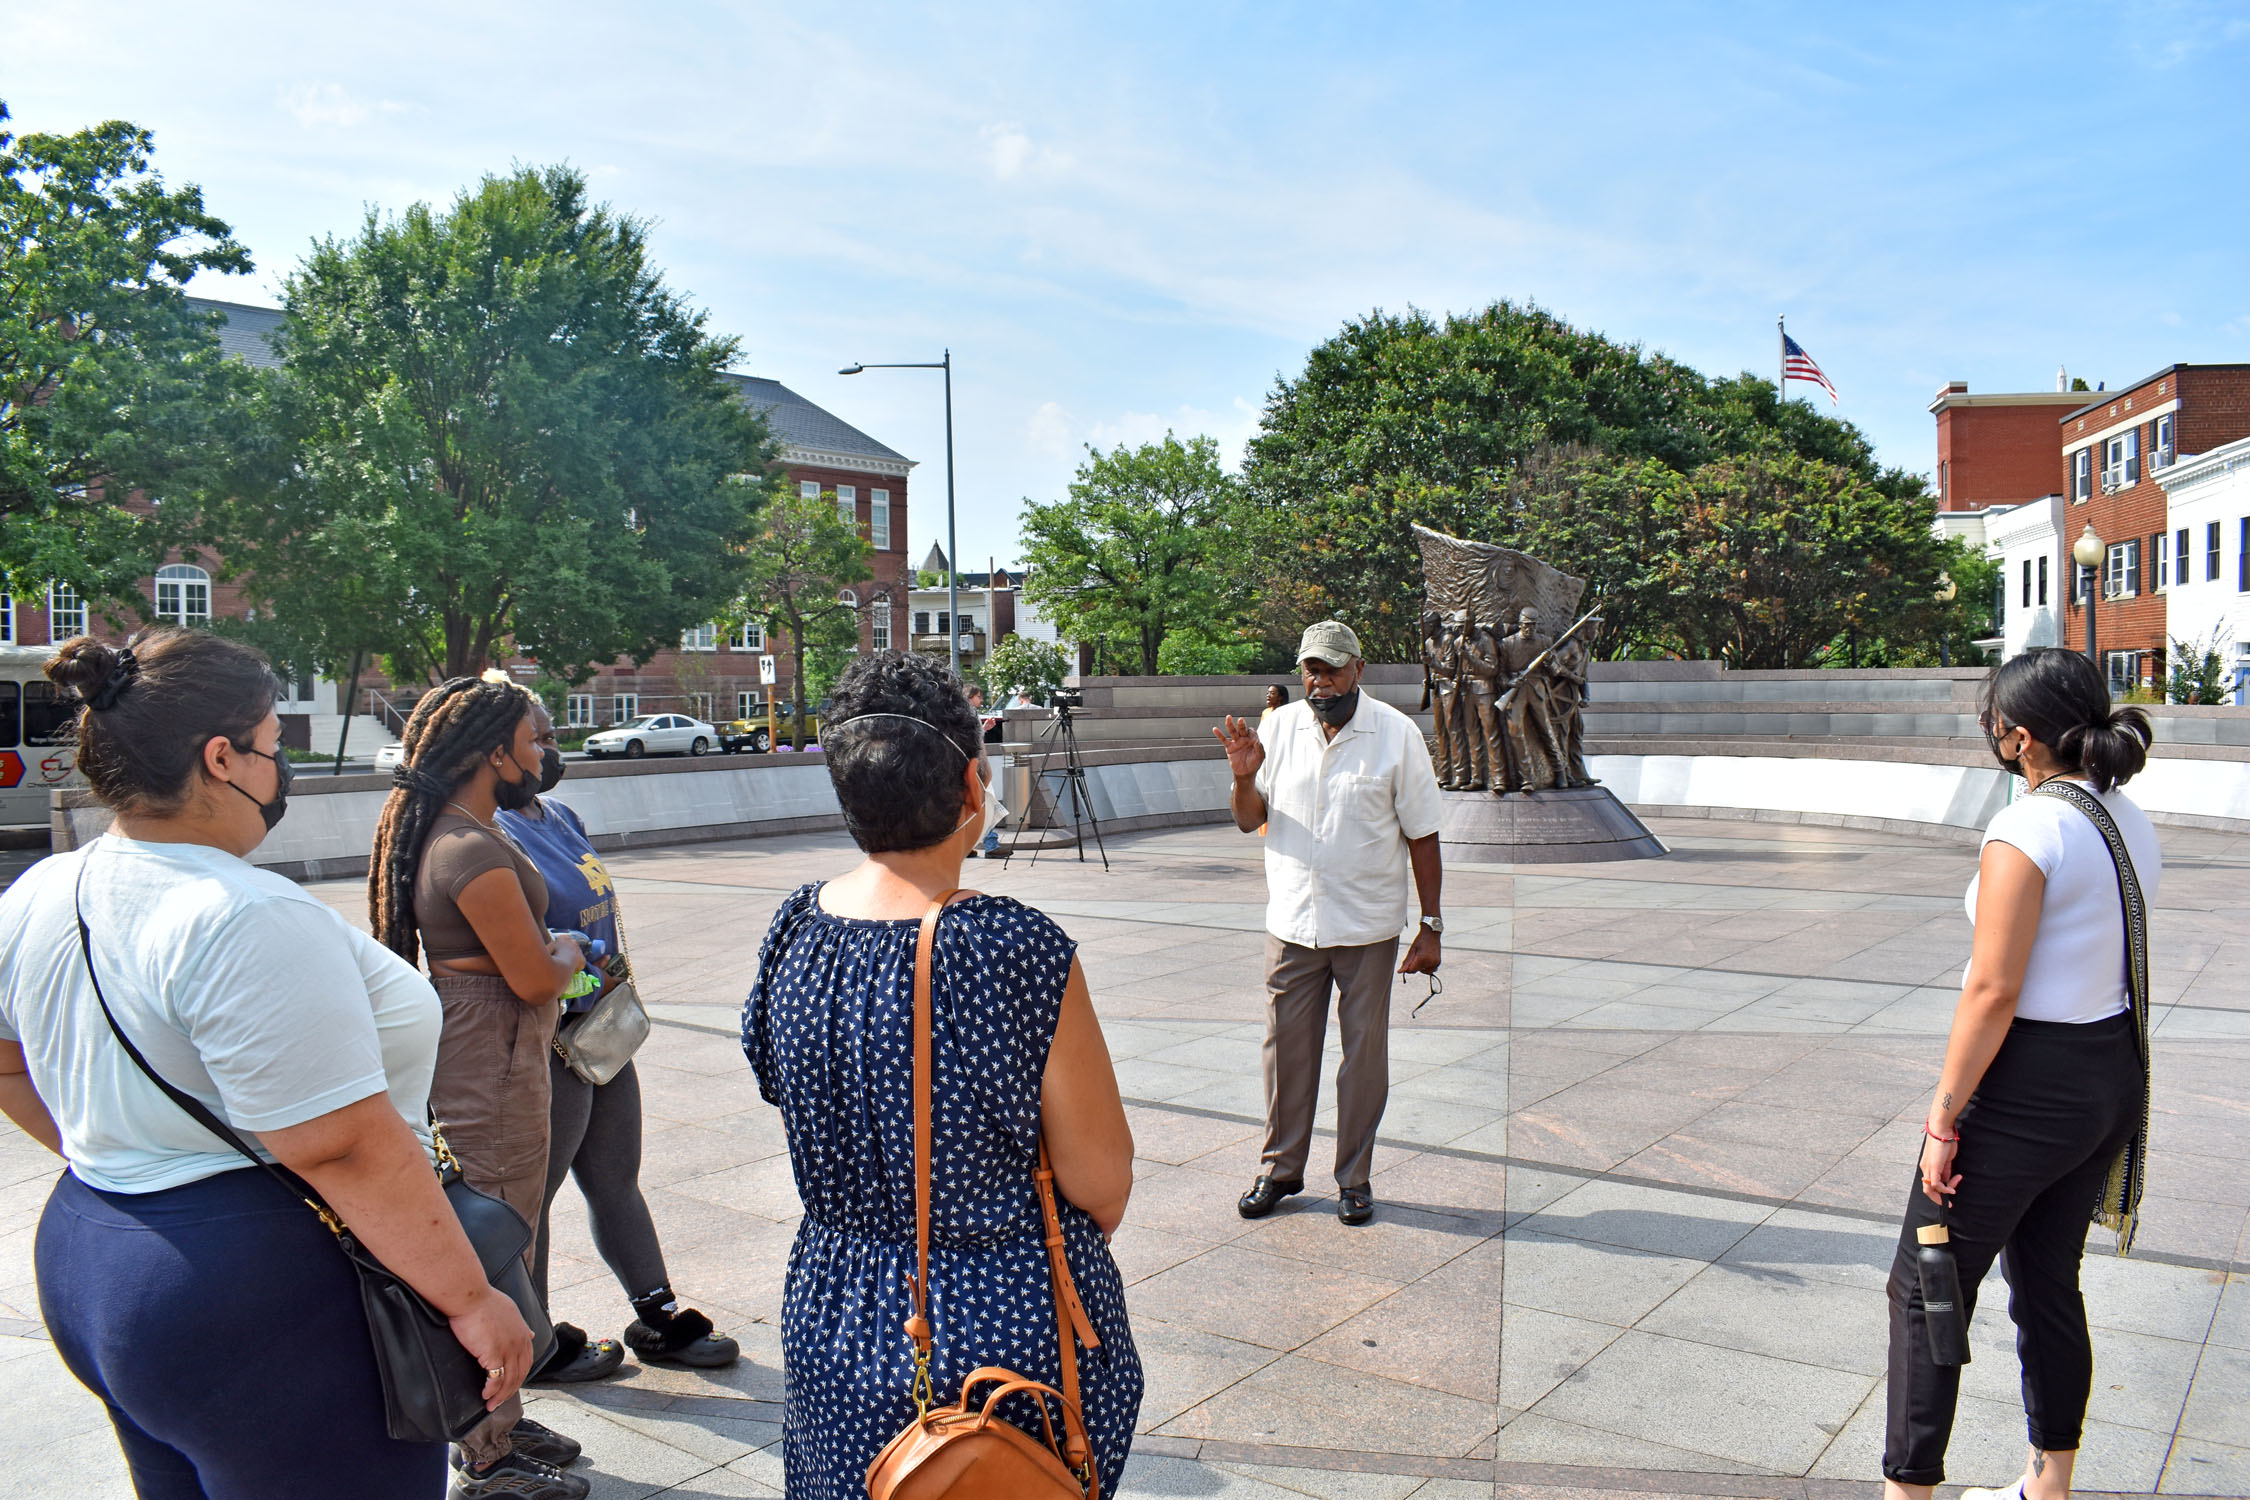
[1296,621,1363,667]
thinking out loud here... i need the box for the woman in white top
[1883,648,2159,1500]
[0,631,532,1499]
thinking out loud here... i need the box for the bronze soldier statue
[1419,610,1469,789]
[1497,606,1556,792]
[1545,626,1596,787]
[1459,614,1509,793]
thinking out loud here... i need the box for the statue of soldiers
[1418,610,1468,789]
[1458,614,1508,793]
[1497,605,1556,792]
[1546,626,1596,788]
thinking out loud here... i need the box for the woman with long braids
[1883,649,2160,1500]
[370,676,592,1500]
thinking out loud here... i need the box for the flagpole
[1778,314,1786,407]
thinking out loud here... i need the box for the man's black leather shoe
[1338,1186,1374,1226]
[1237,1173,1303,1219]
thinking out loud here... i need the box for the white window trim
[2065,396,2180,456]
[871,489,891,550]
[872,611,892,651]
[565,694,595,728]
[153,563,212,626]
[612,694,639,724]
[47,582,88,643]
[681,622,719,652]
[0,594,11,645]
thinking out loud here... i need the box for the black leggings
[1883,1012,2142,1486]
[533,1054,671,1312]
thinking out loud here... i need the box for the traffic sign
[759,654,776,686]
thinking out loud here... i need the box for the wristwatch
[1419,914,1444,936]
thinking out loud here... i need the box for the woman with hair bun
[1883,648,2161,1500]
[368,675,592,1500]
[0,629,533,1499]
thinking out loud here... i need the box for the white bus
[0,644,82,828]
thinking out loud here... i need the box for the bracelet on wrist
[1922,1122,1958,1144]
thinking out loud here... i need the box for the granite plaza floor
[3,816,2249,1498]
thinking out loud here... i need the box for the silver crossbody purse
[552,908,650,1086]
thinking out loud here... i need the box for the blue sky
[5,2,2247,570]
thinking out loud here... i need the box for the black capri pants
[37,1165,446,1500]
[1883,1011,2142,1487]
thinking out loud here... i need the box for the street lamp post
[841,352,959,678]
[2072,525,2106,670]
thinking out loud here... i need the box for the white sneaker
[1960,1482,2027,1500]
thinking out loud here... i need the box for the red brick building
[9,298,915,740]
[1927,381,2090,512]
[2061,364,2250,691]
[574,375,913,729]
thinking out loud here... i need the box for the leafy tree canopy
[981,632,1070,705]
[732,484,875,746]
[206,164,774,685]
[1228,300,1966,667]
[0,101,254,608]
[1019,433,1249,676]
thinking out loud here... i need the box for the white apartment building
[2156,433,2250,703]
[1984,497,2068,659]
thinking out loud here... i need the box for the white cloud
[1026,400,1076,458]
[981,122,1070,181]
[278,83,405,129]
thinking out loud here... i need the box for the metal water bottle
[1916,1222,1972,1366]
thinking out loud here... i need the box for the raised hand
[1213,715,1265,780]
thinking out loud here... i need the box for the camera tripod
[1023,702,1109,871]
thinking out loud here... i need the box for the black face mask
[1982,713,2025,777]
[494,749,542,813]
[1307,687,1361,727]
[230,747,293,832]
[537,745,566,793]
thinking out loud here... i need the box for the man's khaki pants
[1260,934,1398,1191]
[430,974,559,1467]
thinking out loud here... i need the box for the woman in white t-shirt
[1882,649,2158,1500]
[0,631,532,1499]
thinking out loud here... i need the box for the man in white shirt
[1213,621,1444,1226]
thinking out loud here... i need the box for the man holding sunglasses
[1213,622,1445,1227]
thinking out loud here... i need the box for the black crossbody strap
[71,861,347,1236]
[2028,778,2151,1255]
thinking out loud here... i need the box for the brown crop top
[412,812,550,963]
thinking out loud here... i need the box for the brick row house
[4,298,914,745]
[2060,365,2250,693]
[1933,365,2250,697]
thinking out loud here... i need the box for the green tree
[1653,452,1951,669]
[2168,629,2230,704]
[0,101,254,608]
[981,632,1069,705]
[734,485,875,747]
[205,165,774,685]
[1020,433,1246,676]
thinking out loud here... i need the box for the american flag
[1783,333,1838,404]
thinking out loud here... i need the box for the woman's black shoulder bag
[71,867,555,1443]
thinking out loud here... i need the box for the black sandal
[528,1321,625,1384]
[623,1308,740,1369]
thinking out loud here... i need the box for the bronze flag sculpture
[1413,524,1597,795]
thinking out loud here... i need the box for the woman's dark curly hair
[823,651,983,852]
[1983,647,2152,793]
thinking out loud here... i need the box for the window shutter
[2151,532,2163,589]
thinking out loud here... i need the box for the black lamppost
[2072,525,2105,668]
[841,352,959,677]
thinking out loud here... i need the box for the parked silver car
[582,714,716,759]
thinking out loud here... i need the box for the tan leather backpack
[864,892,1102,1500]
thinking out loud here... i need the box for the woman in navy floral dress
[743,653,1141,1499]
